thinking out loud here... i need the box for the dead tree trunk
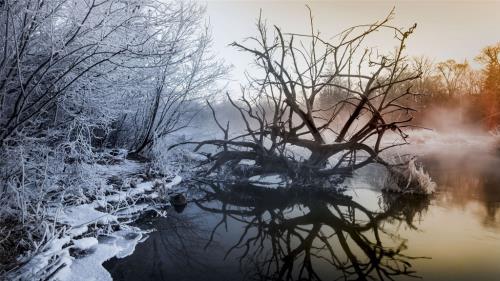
[174,8,422,179]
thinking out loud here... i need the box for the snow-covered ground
[8,152,183,281]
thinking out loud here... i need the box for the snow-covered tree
[0,0,223,271]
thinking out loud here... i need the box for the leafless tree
[0,0,223,272]
[176,8,423,179]
[127,11,226,154]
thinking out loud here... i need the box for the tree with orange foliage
[476,43,500,128]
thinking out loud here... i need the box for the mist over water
[104,150,500,281]
[103,106,500,281]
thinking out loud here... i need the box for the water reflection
[195,181,430,281]
[420,147,500,230]
[104,148,500,281]
[105,180,431,281]
[104,209,223,281]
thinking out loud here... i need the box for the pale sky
[199,0,500,87]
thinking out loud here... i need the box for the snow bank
[16,189,153,281]
[16,202,144,281]
[12,237,72,281]
[9,154,180,281]
[56,229,144,281]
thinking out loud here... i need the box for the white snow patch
[72,237,98,250]
[248,174,288,189]
[165,175,182,189]
[135,181,154,190]
[57,204,117,227]
[67,225,89,237]
[102,181,154,203]
[238,159,256,166]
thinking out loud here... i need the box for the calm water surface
[104,146,500,281]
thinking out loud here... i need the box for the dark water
[104,146,500,281]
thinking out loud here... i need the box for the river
[104,141,500,281]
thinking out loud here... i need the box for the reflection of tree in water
[105,211,225,281]
[421,153,500,229]
[149,215,213,270]
[195,181,430,281]
[477,174,500,228]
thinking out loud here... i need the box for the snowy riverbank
[7,150,183,281]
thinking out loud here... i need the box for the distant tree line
[320,43,500,129]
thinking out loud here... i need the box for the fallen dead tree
[172,8,427,187]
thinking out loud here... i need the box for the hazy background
[199,0,500,88]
